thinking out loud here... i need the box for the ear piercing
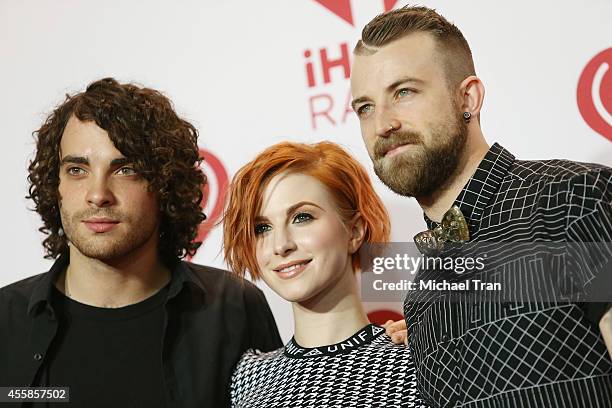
[463,112,472,122]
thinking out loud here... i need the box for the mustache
[58,196,124,221]
[74,209,124,221]
[373,131,423,158]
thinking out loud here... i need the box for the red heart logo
[577,47,612,142]
[188,149,229,260]
[313,0,398,27]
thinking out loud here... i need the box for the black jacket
[0,257,282,407]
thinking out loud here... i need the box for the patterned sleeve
[229,350,255,407]
[565,167,612,324]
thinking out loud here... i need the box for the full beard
[60,207,158,262]
[372,110,467,198]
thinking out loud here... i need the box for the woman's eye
[254,223,271,235]
[293,212,313,224]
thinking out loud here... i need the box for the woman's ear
[348,213,366,255]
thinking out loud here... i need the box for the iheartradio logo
[577,47,612,142]
[188,149,229,259]
[313,0,398,26]
[305,1,399,130]
[367,309,403,326]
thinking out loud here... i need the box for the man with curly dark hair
[0,78,281,407]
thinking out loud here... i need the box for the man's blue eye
[398,88,411,97]
[357,104,372,117]
[397,88,419,98]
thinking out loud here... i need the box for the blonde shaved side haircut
[354,6,476,89]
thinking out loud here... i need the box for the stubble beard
[372,109,468,198]
[60,207,159,262]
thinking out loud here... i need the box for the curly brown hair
[27,77,206,263]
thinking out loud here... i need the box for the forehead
[350,32,444,93]
[60,116,122,158]
[259,172,336,215]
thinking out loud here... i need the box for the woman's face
[254,172,358,303]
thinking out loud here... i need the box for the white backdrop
[1,0,611,342]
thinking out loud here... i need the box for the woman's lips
[275,260,312,280]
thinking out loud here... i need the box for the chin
[284,285,330,306]
[277,290,312,304]
[72,241,133,262]
[270,284,315,304]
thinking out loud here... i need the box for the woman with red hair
[224,141,426,407]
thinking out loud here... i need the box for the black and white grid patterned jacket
[405,143,612,408]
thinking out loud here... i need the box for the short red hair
[223,141,391,279]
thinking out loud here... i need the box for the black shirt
[405,144,612,408]
[46,284,168,407]
[0,257,282,407]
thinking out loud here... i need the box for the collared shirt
[0,256,282,407]
[405,143,612,408]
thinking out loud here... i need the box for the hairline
[354,31,465,90]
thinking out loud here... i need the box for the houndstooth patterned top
[230,324,428,407]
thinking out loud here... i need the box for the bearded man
[351,6,612,408]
